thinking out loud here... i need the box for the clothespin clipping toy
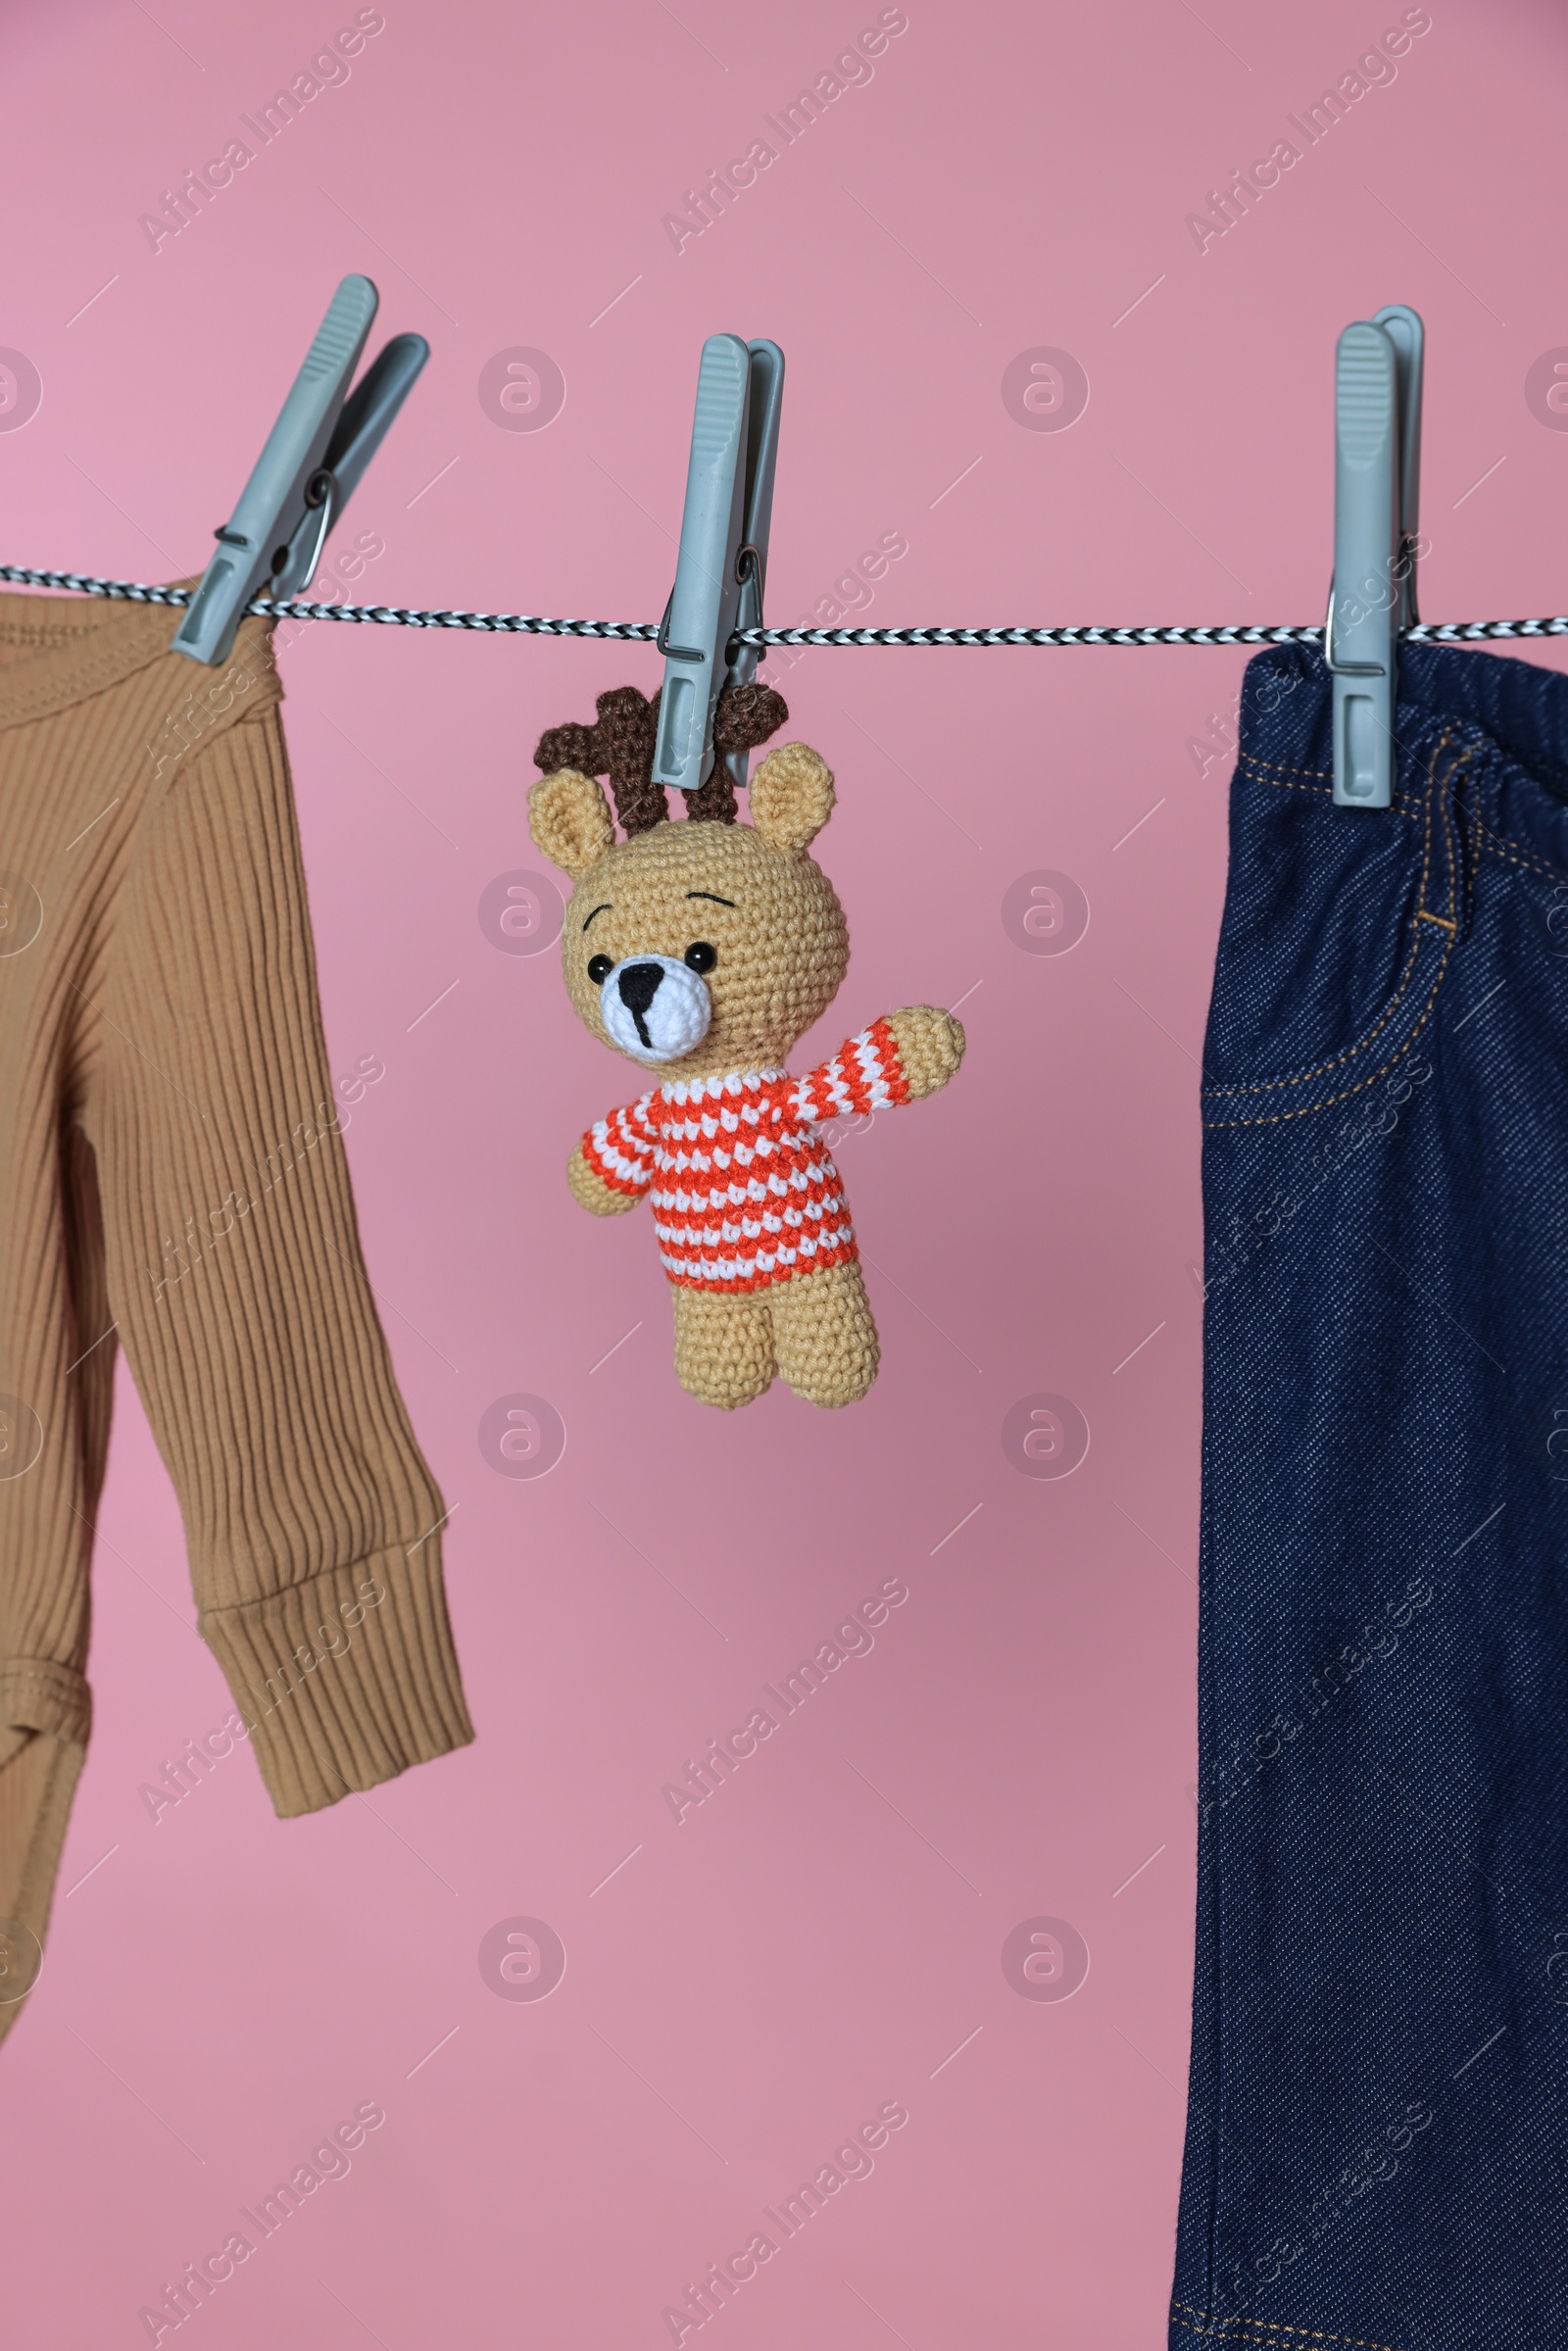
[652,333,784,802]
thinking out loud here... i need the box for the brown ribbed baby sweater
[0,590,472,2039]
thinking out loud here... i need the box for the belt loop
[1412,732,1468,940]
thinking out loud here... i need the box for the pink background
[2,1,1565,2343]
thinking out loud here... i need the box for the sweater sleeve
[89,687,473,1817]
[582,1094,659,1196]
[789,1018,911,1125]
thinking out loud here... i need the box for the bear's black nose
[617,962,664,1017]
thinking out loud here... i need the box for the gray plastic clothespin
[172,274,427,666]
[1325,303,1424,808]
[652,334,785,799]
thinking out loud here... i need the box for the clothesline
[5,563,1568,652]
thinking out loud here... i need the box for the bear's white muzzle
[599,955,711,1063]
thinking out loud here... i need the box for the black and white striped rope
[5,563,1568,650]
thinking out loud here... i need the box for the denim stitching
[1237,753,1421,822]
[1474,814,1568,885]
[1203,742,1462,1116]
[1171,2307,1406,2351]
[1200,934,1434,1111]
[1236,768,1342,804]
[1239,747,1566,879]
[1237,752,1334,783]
[1201,948,1450,1126]
[1200,746,1463,1124]
[1420,715,1568,885]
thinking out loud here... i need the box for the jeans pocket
[1201,732,1468,1126]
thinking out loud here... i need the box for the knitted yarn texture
[528,689,964,1409]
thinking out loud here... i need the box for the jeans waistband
[1200,645,1568,1130]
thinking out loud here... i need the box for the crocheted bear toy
[528,682,963,1410]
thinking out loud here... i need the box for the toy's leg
[672,1285,776,1409]
[769,1260,880,1407]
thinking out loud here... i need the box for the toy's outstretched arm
[881,1006,965,1101]
[794,1010,964,1121]
[567,1140,642,1216]
[568,1102,655,1216]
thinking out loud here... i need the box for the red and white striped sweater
[583,1018,911,1294]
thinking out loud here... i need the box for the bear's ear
[748,742,835,851]
[528,767,615,877]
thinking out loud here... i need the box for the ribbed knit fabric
[0,590,473,2042]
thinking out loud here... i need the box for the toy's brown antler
[696,681,790,821]
[532,682,789,835]
[533,687,663,837]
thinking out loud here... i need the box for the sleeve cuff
[1,1658,91,1745]
[585,1120,651,1197]
[198,1538,475,1818]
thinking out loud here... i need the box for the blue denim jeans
[1170,643,1568,2351]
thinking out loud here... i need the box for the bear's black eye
[587,954,613,985]
[684,941,717,974]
